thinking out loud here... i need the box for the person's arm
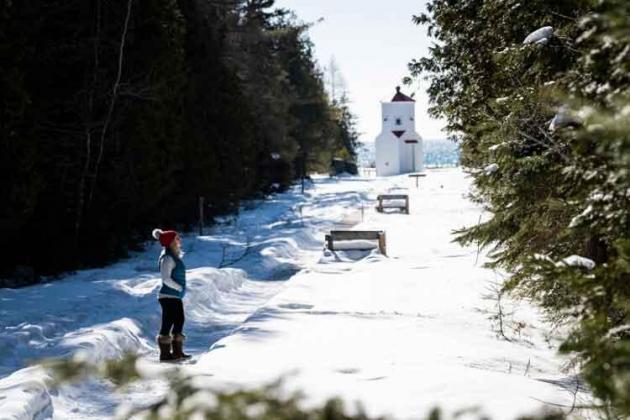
[160,256,183,292]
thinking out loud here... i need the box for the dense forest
[0,0,359,282]
[410,0,629,416]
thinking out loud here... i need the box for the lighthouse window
[395,118,402,126]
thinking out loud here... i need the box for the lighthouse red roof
[391,86,415,102]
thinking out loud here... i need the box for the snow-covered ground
[0,169,588,419]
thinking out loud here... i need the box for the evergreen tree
[332,92,360,161]
[1,0,358,280]
[411,0,629,415]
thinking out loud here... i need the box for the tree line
[0,0,359,281]
[411,0,629,416]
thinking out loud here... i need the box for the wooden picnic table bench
[325,230,387,256]
[376,194,409,214]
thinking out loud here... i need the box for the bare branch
[88,0,134,207]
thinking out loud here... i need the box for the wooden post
[325,234,333,251]
[301,152,306,194]
[409,173,426,189]
[405,196,410,214]
[198,196,204,236]
[378,232,387,256]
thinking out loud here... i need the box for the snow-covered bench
[325,230,387,256]
[376,194,409,214]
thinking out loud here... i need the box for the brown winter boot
[157,335,176,362]
[172,333,192,360]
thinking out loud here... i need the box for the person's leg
[171,300,191,359]
[171,299,184,335]
[159,298,176,335]
[157,299,176,361]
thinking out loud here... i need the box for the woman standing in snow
[152,229,192,362]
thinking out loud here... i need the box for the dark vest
[159,250,186,298]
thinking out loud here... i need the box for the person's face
[171,235,182,253]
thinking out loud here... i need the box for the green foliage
[1,0,358,279]
[411,0,629,415]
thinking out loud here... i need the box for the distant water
[357,139,460,168]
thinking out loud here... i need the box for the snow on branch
[488,142,506,152]
[484,163,499,175]
[549,112,582,132]
[556,255,596,270]
[607,324,630,339]
[569,205,593,228]
[523,26,554,45]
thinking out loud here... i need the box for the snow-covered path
[191,169,582,419]
[0,169,583,419]
[0,175,379,419]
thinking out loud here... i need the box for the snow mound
[60,318,152,364]
[185,268,248,323]
[0,366,52,420]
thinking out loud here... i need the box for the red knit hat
[152,229,178,247]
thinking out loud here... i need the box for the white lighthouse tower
[375,87,424,176]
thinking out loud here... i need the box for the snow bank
[60,318,152,364]
[0,367,52,420]
[185,268,249,323]
[0,317,153,420]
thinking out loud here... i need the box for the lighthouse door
[411,144,416,172]
[404,139,419,173]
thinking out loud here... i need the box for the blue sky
[274,0,447,143]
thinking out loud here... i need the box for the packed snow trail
[0,176,381,419]
[189,169,587,419]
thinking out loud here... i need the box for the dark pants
[159,298,185,336]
